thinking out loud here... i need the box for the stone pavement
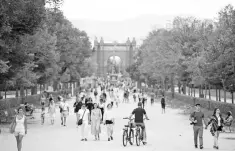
[0,90,235,151]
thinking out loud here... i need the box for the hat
[138,102,142,107]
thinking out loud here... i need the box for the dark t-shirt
[161,98,165,104]
[190,111,204,126]
[132,108,146,123]
[103,93,107,99]
[74,102,82,113]
[86,103,94,111]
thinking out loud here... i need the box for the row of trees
[0,0,95,99]
[126,4,235,103]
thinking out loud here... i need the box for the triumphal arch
[91,37,137,77]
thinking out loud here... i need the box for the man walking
[189,104,206,149]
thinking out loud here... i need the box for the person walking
[78,103,91,141]
[59,97,69,126]
[10,107,27,151]
[103,103,115,141]
[205,108,224,149]
[91,103,102,140]
[161,95,166,114]
[48,98,56,125]
[189,104,206,149]
[99,99,105,121]
[74,96,83,126]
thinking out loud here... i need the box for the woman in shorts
[11,107,27,151]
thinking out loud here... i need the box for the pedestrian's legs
[81,122,85,139]
[61,113,63,125]
[198,126,203,146]
[214,131,219,147]
[107,124,111,138]
[64,117,67,126]
[15,136,19,151]
[193,126,199,146]
[142,125,147,142]
[18,135,24,151]
[83,122,88,139]
[110,124,114,137]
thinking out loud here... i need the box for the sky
[60,0,235,43]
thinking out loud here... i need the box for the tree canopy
[126,4,235,92]
[0,0,92,92]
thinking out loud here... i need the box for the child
[41,107,46,125]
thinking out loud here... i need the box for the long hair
[212,108,221,116]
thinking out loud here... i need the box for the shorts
[14,131,25,136]
[50,113,56,119]
[61,111,68,117]
[134,122,145,129]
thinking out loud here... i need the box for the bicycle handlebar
[123,117,150,120]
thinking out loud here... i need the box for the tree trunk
[232,92,234,104]
[4,89,6,99]
[31,85,37,95]
[40,85,42,94]
[53,81,58,91]
[187,85,190,96]
[224,89,226,103]
[20,86,25,104]
[178,80,181,94]
[215,87,218,101]
[209,85,211,100]
[16,87,19,98]
[205,85,207,99]
[193,86,195,97]
[219,89,221,102]
[171,73,174,98]
[183,82,186,95]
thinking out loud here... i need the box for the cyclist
[129,102,149,144]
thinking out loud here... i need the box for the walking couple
[77,103,115,141]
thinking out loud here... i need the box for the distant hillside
[70,14,175,45]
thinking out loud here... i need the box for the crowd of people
[8,78,234,151]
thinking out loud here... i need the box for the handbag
[9,116,16,134]
[77,109,86,126]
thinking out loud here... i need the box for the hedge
[0,91,62,111]
[165,91,235,118]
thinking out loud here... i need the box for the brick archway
[91,37,137,77]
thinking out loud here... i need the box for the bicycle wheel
[136,128,141,146]
[129,129,134,145]
[122,130,128,147]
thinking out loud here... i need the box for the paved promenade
[0,90,235,151]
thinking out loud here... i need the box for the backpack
[161,97,165,104]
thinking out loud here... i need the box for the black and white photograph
[0,0,235,151]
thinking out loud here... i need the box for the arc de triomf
[91,37,137,77]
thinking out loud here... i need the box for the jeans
[193,126,203,146]
[81,121,88,139]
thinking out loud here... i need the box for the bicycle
[135,118,149,146]
[122,117,135,147]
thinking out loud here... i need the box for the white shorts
[61,111,68,118]
[50,113,56,119]
[14,131,25,136]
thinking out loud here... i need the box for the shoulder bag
[77,109,86,126]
